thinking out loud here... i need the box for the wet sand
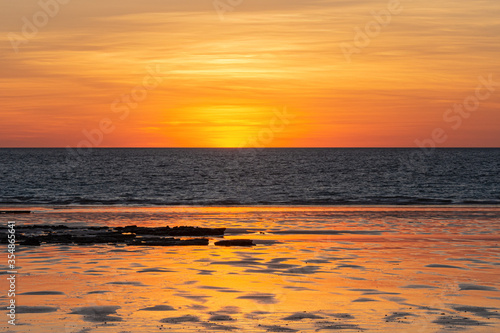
[1,206,500,332]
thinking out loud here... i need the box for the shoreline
[1,204,499,332]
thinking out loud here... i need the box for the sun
[173,105,277,147]
[209,126,253,148]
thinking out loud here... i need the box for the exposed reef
[0,225,225,247]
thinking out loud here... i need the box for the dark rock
[215,239,254,247]
[21,237,41,246]
[0,210,31,214]
[138,226,225,236]
[128,237,209,246]
[9,224,222,247]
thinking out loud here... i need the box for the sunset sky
[1,0,499,147]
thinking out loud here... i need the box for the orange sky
[0,0,499,147]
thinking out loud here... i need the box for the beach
[1,206,499,332]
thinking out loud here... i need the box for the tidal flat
[1,206,499,332]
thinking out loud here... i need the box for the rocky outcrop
[0,225,224,247]
[214,239,254,247]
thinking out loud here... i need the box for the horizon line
[1,147,500,149]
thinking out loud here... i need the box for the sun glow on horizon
[163,105,294,148]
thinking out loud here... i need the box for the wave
[1,196,498,206]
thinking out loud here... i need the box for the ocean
[1,148,499,206]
